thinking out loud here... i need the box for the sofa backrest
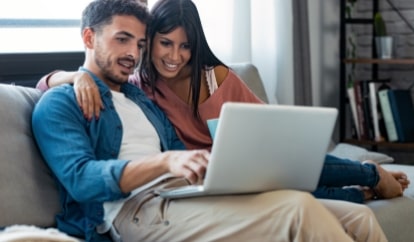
[0,84,60,228]
[228,63,269,103]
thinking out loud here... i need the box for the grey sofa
[0,63,413,241]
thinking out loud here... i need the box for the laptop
[158,102,338,199]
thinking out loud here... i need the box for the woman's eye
[182,43,191,49]
[160,40,171,46]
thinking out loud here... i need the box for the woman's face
[151,27,191,81]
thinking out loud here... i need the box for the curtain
[292,0,313,106]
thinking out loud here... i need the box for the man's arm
[32,86,127,202]
[32,87,208,202]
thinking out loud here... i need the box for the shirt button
[164,220,170,226]
[133,218,139,224]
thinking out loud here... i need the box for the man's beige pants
[114,178,387,242]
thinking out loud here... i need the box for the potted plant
[374,12,393,59]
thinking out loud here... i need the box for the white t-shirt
[97,91,172,237]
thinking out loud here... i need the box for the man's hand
[120,149,210,193]
[166,150,210,184]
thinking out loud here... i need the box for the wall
[349,0,414,87]
[308,0,341,140]
[309,0,340,109]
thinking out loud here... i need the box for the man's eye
[138,40,146,49]
[117,38,127,43]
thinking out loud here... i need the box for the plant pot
[375,36,393,59]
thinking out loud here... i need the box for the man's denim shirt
[32,67,185,241]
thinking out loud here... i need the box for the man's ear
[82,28,95,49]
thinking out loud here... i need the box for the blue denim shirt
[32,68,185,241]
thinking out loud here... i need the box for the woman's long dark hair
[139,0,226,117]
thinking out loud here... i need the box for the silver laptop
[158,102,338,199]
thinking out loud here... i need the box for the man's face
[87,15,146,90]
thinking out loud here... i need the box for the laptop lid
[202,102,338,194]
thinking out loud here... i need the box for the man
[32,0,387,241]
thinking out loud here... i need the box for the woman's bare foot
[363,160,403,199]
[390,171,410,190]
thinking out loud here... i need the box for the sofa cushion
[229,63,269,103]
[364,163,414,241]
[328,143,394,164]
[0,84,60,227]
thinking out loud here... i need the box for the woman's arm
[36,71,77,90]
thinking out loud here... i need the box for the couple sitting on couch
[32,0,408,241]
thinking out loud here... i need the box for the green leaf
[374,12,387,36]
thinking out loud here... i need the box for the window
[0,0,93,53]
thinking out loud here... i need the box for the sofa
[0,63,413,241]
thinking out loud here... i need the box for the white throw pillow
[328,143,394,164]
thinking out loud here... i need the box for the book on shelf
[353,80,368,140]
[378,89,398,142]
[347,84,360,139]
[387,89,414,142]
[360,80,375,140]
[368,82,388,142]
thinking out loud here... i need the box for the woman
[37,0,408,204]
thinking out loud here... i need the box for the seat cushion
[0,84,60,227]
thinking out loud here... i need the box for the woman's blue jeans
[311,154,380,203]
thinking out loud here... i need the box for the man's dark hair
[81,0,150,35]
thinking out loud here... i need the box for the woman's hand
[73,72,104,120]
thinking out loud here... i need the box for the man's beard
[95,57,126,86]
[94,44,129,86]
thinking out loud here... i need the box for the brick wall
[348,0,414,89]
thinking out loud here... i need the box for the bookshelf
[343,58,414,65]
[339,0,414,151]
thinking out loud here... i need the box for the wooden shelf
[343,58,414,64]
[344,139,414,150]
